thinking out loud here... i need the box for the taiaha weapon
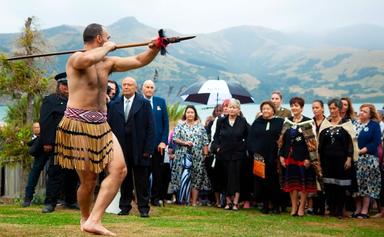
[6,29,195,61]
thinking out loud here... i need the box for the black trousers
[254,166,280,208]
[150,148,164,202]
[324,183,347,217]
[25,153,49,200]
[44,154,78,206]
[240,156,253,201]
[119,164,150,214]
[160,162,171,200]
[223,159,242,196]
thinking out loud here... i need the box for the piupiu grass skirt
[55,112,113,174]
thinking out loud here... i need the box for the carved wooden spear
[6,29,195,61]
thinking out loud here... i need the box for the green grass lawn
[0,204,383,237]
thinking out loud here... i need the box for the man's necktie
[124,99,130,122]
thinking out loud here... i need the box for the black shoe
[42,204,55,213]
[22,199,32,207]
[261,208,269,214]
[271,208,281,214]
[118,210,129,216]
[261,202,269,214]
[64,203,80,210]
[140,212,149,218]
[306,209,314,215]
[357,213,369,219]
[151,200,161,207]
[351,212,359,218]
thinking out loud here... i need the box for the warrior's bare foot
[82,220,116,236]
[80,217,88,231]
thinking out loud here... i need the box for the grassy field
[0,204,384,237]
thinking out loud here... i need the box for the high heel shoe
[297,209,305,217]
[290,209,298,216]
[224,203,232,210]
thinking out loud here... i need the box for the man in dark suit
[108,77,155,217]
[22,122,48,207]
[40,73,79,213]
[142,80,169,206]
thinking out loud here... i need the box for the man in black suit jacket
[108,77,155,217]
[142,80,169,206]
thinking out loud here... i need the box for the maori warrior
[9,24,194,236]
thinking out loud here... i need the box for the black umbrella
[180,80,254,105]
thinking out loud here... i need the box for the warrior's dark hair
[83,23,103,43]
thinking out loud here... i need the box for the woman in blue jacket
[353,104,382,219]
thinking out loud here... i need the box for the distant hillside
[1,17,383,103]
[322,24,384,50]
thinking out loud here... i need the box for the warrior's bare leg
[77,168,97,231]
[81,134,127,236]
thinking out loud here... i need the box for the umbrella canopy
[180,80,254,105]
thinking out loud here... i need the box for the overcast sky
[1,0,383,34]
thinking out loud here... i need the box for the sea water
[195,103,384,124]
[0,105,6,122]
[0,103,383,124]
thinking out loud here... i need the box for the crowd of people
[23,80,384,220]
[18,23,384,236]
[166,93,384,220]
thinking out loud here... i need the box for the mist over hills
[1,16,383,103]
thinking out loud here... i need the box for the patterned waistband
[64,107,107,123]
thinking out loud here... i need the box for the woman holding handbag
[248,101,284,214]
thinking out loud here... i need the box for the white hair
[229,98,241,109]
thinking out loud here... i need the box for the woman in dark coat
[279,97,317,216]
[211,99,249,210]
[248,101,283,213]
[318,98,355,219]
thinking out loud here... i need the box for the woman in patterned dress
[171,105,210,206]
[353,104,382,218]
[279,97,317,216]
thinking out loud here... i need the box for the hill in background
[1,17,383,103]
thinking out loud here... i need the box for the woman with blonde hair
[353,104,381,218]
[211,99,249,210]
